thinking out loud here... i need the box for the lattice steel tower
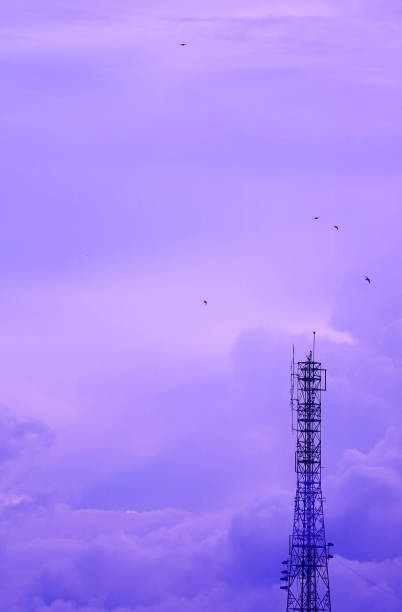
[280,342,333,611]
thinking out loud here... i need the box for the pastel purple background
[1,1,402,610]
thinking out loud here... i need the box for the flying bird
[313,216,320,220]
[365,276,371,284]
[203,300,208,306]
[180,43,187,46]
[333,225,339,230]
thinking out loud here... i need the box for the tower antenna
[280,346,333,610]
[313,331,316,363]
[290,344,296,431]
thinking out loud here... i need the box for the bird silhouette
[333,225,339,230]
[180,43,187,46]
[365,276,371,284]
[313,216,320,220]
[203,300,208,306]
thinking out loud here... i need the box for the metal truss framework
[280,351,333,611]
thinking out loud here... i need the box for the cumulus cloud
[0,408,52,464]
[327,427,402,560]
[0,496,286,611]
[0,408,53,497]
[0,491,401,612]
[331,555,402,612]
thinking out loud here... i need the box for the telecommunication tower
[280,339,333,611]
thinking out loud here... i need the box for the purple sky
[1,0,402,610]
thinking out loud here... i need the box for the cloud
[0,1,401,610]
[0,492,401,612]
[0,408,52,464]
[331,555,402,612]
[0,496,285,611]
[0,408,53,497]
[327,427,402,560]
